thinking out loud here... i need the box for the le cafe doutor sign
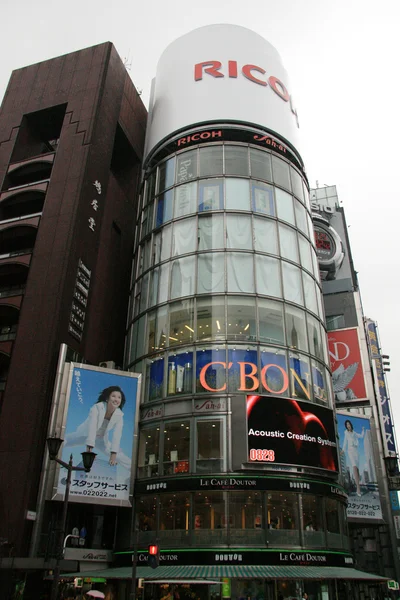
[198,361,327,403]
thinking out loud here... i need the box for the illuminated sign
[328,328,367,402]
[247,395,338,472]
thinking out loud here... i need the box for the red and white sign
[328,328,367,402]
[145,24,302,161]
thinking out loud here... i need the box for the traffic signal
[148,543,160,569]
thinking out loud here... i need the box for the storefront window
[137,495,157,533]
[196,296,226,341]
[229,491,263,530]
[160,493,190,531]
[284,305,308,352]
[253,217,278,254]
[198,214,224,250]
[163,420,190,475]
[172,218,197,256]
[174,181,197,218]
[196,418,224,473]
[227,296,256,340]
[199,145,223,177]
[325,498,342,547]
[256,254,282,298]
[250,147,272,182]
[302,494,324,547]
[225,145,249,176]
[227,252,254,293]
[193,491,228,544]
[146,356,164,402]
[197,253,225,294]
[169,300,194,347]
[137,425,160,478]
[267,491,300,545]
[167,350,194,395]
[258,298,285,345]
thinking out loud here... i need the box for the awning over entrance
[63,565,388,581]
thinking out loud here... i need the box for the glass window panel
[143,240,151,272]
[152,233,161,265]
[267,492,300,544]
[199,146,223,176]
[307,313,325,362]
[227,253,254,293]
[138,426,160,478]
[290,167,304,201]
[137,495,157,532]
[289,353,312,401]
[196,348,227,393]
[302,495,324,546]
[250,148,272,181]
[136,245,144,277]
[258,298,285,345]
[225,145,249,176]
[169,299,194,347]
[226,214,252,249]
[198,253,225,294]
[172,218,197,256]
[303,272,319,315]
[146,201,154,235]
[225,178,250,210]
[196,296,226,341]
[326,314,345,331]
[227,296,256,341]
[303,180,311,211]
[139,273,149,313]
[272,156,291,190]
[298,234,313,273]
[147,306,168,352]
[145,172,156,205]
[307,213,314,241]
[146,356,165,401]
[279,224,299,263]
[156,189,173,226]
[174,181,197,218]
[312,248,320,279]
[282,262,303,305]
[196,418,224,473]
[136,317,145,359]
[285,305,308,352]
[294,199,308,234]
[198,215,224,250]
[149,268,159,307]
[255,255,282,297]
[128,321,138,364]
[176,150,197,184]
[163,420,190,475]
[325,498,340,533]
[170,256,196,299]
[160,492,191,531]
[253,218,278,254]
[199,179,224,211]
[194,491,228,533]
[312,359,328,404]
[160,225,172,262]
[158,263,169,304]
[167,350,194,395]
[260,347,288,396]
[158,156,175,192]
[251,181,274,215]
[230,491,263,531]
[275,188,295,225]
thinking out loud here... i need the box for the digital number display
[315,230,332,251]
[249,449,275,461]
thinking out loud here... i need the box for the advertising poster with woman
[56,365,140,506]
[337,412,382,520]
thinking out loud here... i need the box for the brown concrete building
[0,42,146,597]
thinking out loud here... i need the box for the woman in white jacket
[66,386,130,468]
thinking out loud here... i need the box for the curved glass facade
[128,132,348,555]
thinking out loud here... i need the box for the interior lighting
[185,325,194,332]
[244,324,250,331]
[216,320,221,330]
[169,336,178,341]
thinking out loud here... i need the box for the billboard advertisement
[145,24,301,162]
[246,395,338,472]
[328,327,367,403]
[310,194,357,295]
[366,319,397,455]
[337,412,383,520]
[55,364,140,506]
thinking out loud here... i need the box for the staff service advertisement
[337,413,382,521]
[328,328,367,403]
[246,395,338,472]
[55,364,140,506]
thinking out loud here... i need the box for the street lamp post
[46,436,96,600]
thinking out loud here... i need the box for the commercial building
[0,42,147,598]
[311,185,400,583]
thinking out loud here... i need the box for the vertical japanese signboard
[365,319,397,456]
[55,364,140,506]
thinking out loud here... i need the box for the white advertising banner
[145,24,301,161]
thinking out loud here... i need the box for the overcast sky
[1,0,399,433]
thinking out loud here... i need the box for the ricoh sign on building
[144,24,302,163]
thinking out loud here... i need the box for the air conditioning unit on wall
[99,361,116,370]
